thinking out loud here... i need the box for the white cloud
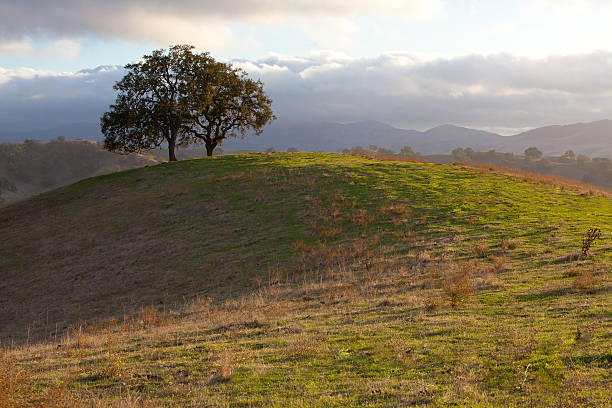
[241,52,612,131]
[2,51,612,135]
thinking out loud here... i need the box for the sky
[2,0,612,135]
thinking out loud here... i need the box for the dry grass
[573,271,603,293]
[0,352,28,408]
[387,337,415,365]
[291,333,327,360]
[463,161,612,197]
[491,256,508,273]
[351,208,374,226]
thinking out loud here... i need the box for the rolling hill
[225,118,612,157]
[1,153,610,407]
[171,118,509,154]
[507,119,612,157]
[5,118,612,158]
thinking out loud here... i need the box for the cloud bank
[2,51,612,136]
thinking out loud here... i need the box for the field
[1,152,610,407]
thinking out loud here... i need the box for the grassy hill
[0,138,160,207]
[1,153,610,407]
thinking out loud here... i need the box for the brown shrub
[212,350,235,382]
[378,203,410,218]
[500,238,520,252]
[467,215,480,225]
[472,242,488,258]
[352,209,374,226]
[424,293,444,311]
[268,265,283,286]
[442,262,475,307]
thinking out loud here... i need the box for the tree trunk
[168,139,178,161]
[168,127,178,161]
[206,143,216,157]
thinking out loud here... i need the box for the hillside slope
[1,153,610,407]
[0,138,160,206]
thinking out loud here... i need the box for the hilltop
[1,153,610,407]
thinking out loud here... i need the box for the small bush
[424,293,443,311]
[500,238,520,252]
[211,350,235,382]
[472,242,488,258]
[442,262,475,307]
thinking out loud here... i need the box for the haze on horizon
[2,0,612,136]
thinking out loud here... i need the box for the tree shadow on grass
[516,287,570,302]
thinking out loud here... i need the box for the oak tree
[101,45,274,160]
[186,60,275,156]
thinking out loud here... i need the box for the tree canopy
[101,45,275,161]
[524,146,543,160]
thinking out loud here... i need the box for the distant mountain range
[2,118,612,158]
